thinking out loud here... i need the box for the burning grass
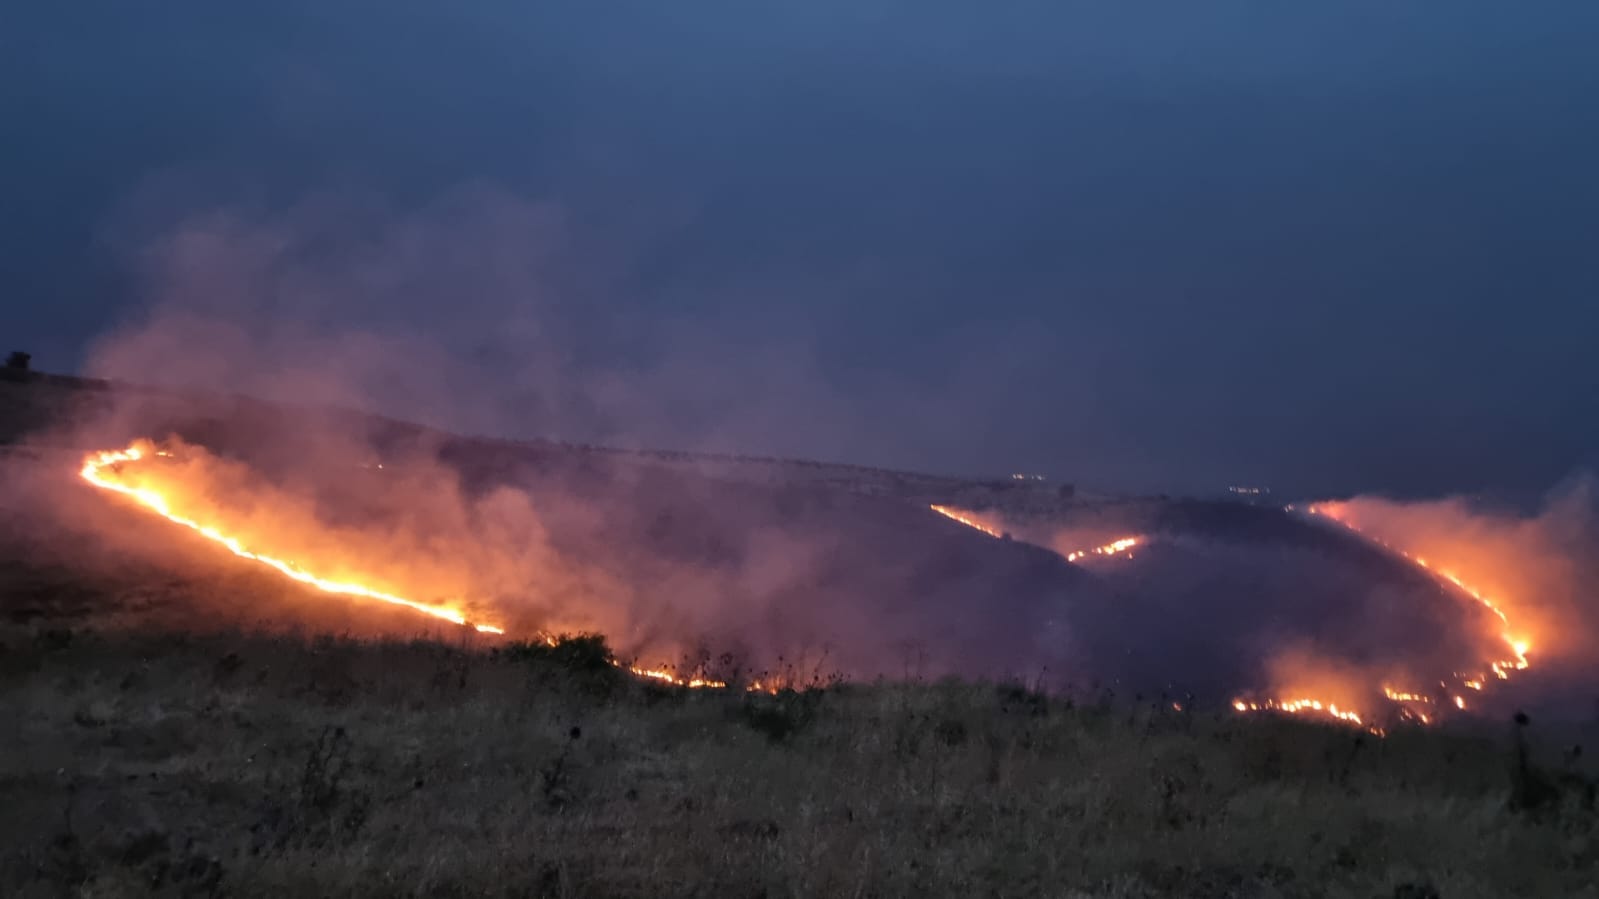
[80,443,508,636]
[5,405,1598,893]
[932,498,1550,736]
[3,626,1598,898]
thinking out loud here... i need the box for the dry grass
[1,628,1596,898]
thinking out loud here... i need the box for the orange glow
[627,665,729,689]
[82,444,505,634]
[81,442,778,693]
[1306,502,1533,686]
[1382,687,1432,704]
[1231,697,1372,730]
[928,505,1140,562]
[929,504,1005,538]
[1064,536,1140,562]
[1233,501,1540,734]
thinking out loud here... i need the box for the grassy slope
[2,629,1597,899]
[3,375,1598,896]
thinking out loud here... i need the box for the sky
[3,2,1597,498]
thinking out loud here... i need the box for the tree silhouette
[5,351,30,371]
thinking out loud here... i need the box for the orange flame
[81,444,506,634]
[1234,502,1537,733]
[1064,536,1140,562]
[1231,697,1369,729]
[627,666,729,689]
[80,442,781,693]
[928,505,1140,561]
[929,504,1005,538]
[1307,502,1533,685]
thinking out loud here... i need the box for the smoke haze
[1317,481,1599,704]
[0,176,1581,719]
[83,188,1054,484]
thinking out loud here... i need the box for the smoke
[1316,479,1599,696]
[921,495,1599,721]
[81,185,1046,473]
[7,187,1104,681]
[27,183,1597,712]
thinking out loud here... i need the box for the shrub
[494,633,626,696]
[737,689,822,743]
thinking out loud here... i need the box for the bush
[494,633,626,696]
[737,689,823,743]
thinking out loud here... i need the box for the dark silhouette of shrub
[1509,711,1597,817]
[737,689,822,743]
[494,633,626,696]
[996,681,1050,717]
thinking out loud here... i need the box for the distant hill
[0,370,1511,712]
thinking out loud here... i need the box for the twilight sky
[3,2,1596,498]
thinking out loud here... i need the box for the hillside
[0,372,1561,705]
[3,372,1599,896]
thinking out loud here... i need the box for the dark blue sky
[3,3,1597,497]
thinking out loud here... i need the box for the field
[3,376,1599,897]
[3,623,1597,898]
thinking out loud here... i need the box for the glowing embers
[81,443,505,634]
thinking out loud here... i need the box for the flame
[523,634,756,691]
[1064,536,1140,562]
[1235,501,1538,733]
[928,505,1140,561]
[82,444,506,634]
[1382,687,1432,704]
[1306,502,1533,684]
[81,442,782,693]
[1231,697,1371,730]
[627,666,729,690]
[929,504,1005,538]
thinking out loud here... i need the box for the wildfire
[1307,503,1533,687]
[80,442,778,693]
[1231,698,1367,729]
[1064,537,1140,562]
[929,505,1004,538]
[628,666,729,689]
[1234,502,1537,733]
[928,505,1141,561]
[82,444,506,634]
[1381,687,1431,704]
[518,635,760,691]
